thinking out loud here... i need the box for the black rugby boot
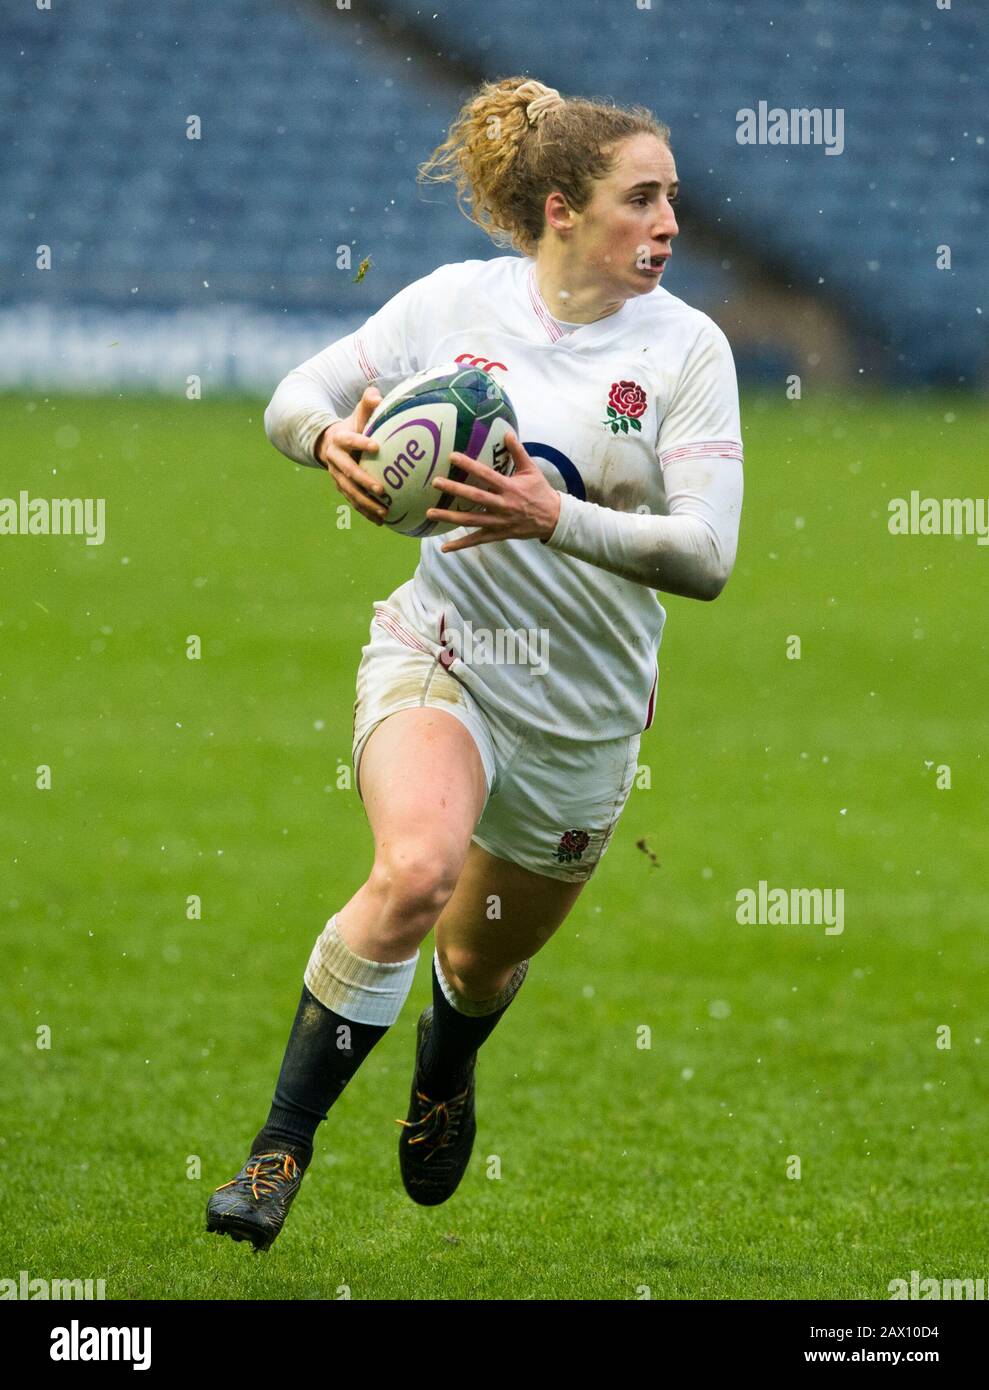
[206,1149,305,1252]
[397,1006,477,1207]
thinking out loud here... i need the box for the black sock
[251,984,388,1169]
[418,957,528,1098]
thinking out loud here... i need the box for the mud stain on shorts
[423,662,469,708]
[361,658,467,717]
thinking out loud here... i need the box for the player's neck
[531,256,626,326]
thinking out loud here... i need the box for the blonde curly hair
[417,77,670,257]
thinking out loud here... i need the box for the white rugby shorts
[351,599,641,883]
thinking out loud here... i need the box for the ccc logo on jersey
[454,352,508,374]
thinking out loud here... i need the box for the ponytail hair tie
[516,80,565,127]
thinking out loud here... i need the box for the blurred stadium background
[2,0,984,392]
[3,0,987,1302]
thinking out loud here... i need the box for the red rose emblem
[608,381,648,418]
[603,380,647,434]
[555,829,591,863]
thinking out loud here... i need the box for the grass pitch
[1,389,986,1299]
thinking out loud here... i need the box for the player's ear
[544,190,576,235]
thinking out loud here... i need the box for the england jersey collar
[521,258,639,349]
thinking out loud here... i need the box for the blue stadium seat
[0,0,983,384]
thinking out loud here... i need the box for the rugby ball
[356,362,518,538]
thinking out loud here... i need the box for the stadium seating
[382,0,985,384]
[1,0,983,385]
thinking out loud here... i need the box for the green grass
[1,390,987,1300]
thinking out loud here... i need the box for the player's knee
[438,942,513,1002]
[367,845,460,937]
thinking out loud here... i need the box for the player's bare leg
[207,707,488,1250]
[436,842,585,994]
[336,707,489,960]
[398,843,584,1205]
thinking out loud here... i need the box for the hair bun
[515,79,565,127]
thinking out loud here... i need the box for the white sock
[304,914,418,1027]
[433,948,529,1017]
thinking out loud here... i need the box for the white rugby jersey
[265,256,744,741]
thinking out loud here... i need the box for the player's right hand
[314,387,388,525]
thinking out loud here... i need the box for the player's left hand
[427,430,561,552]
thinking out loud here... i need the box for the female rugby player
[207,76,743,1250]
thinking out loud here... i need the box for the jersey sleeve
[263,265,450,468]
[655,316,743,466]
[542,318,744,598]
